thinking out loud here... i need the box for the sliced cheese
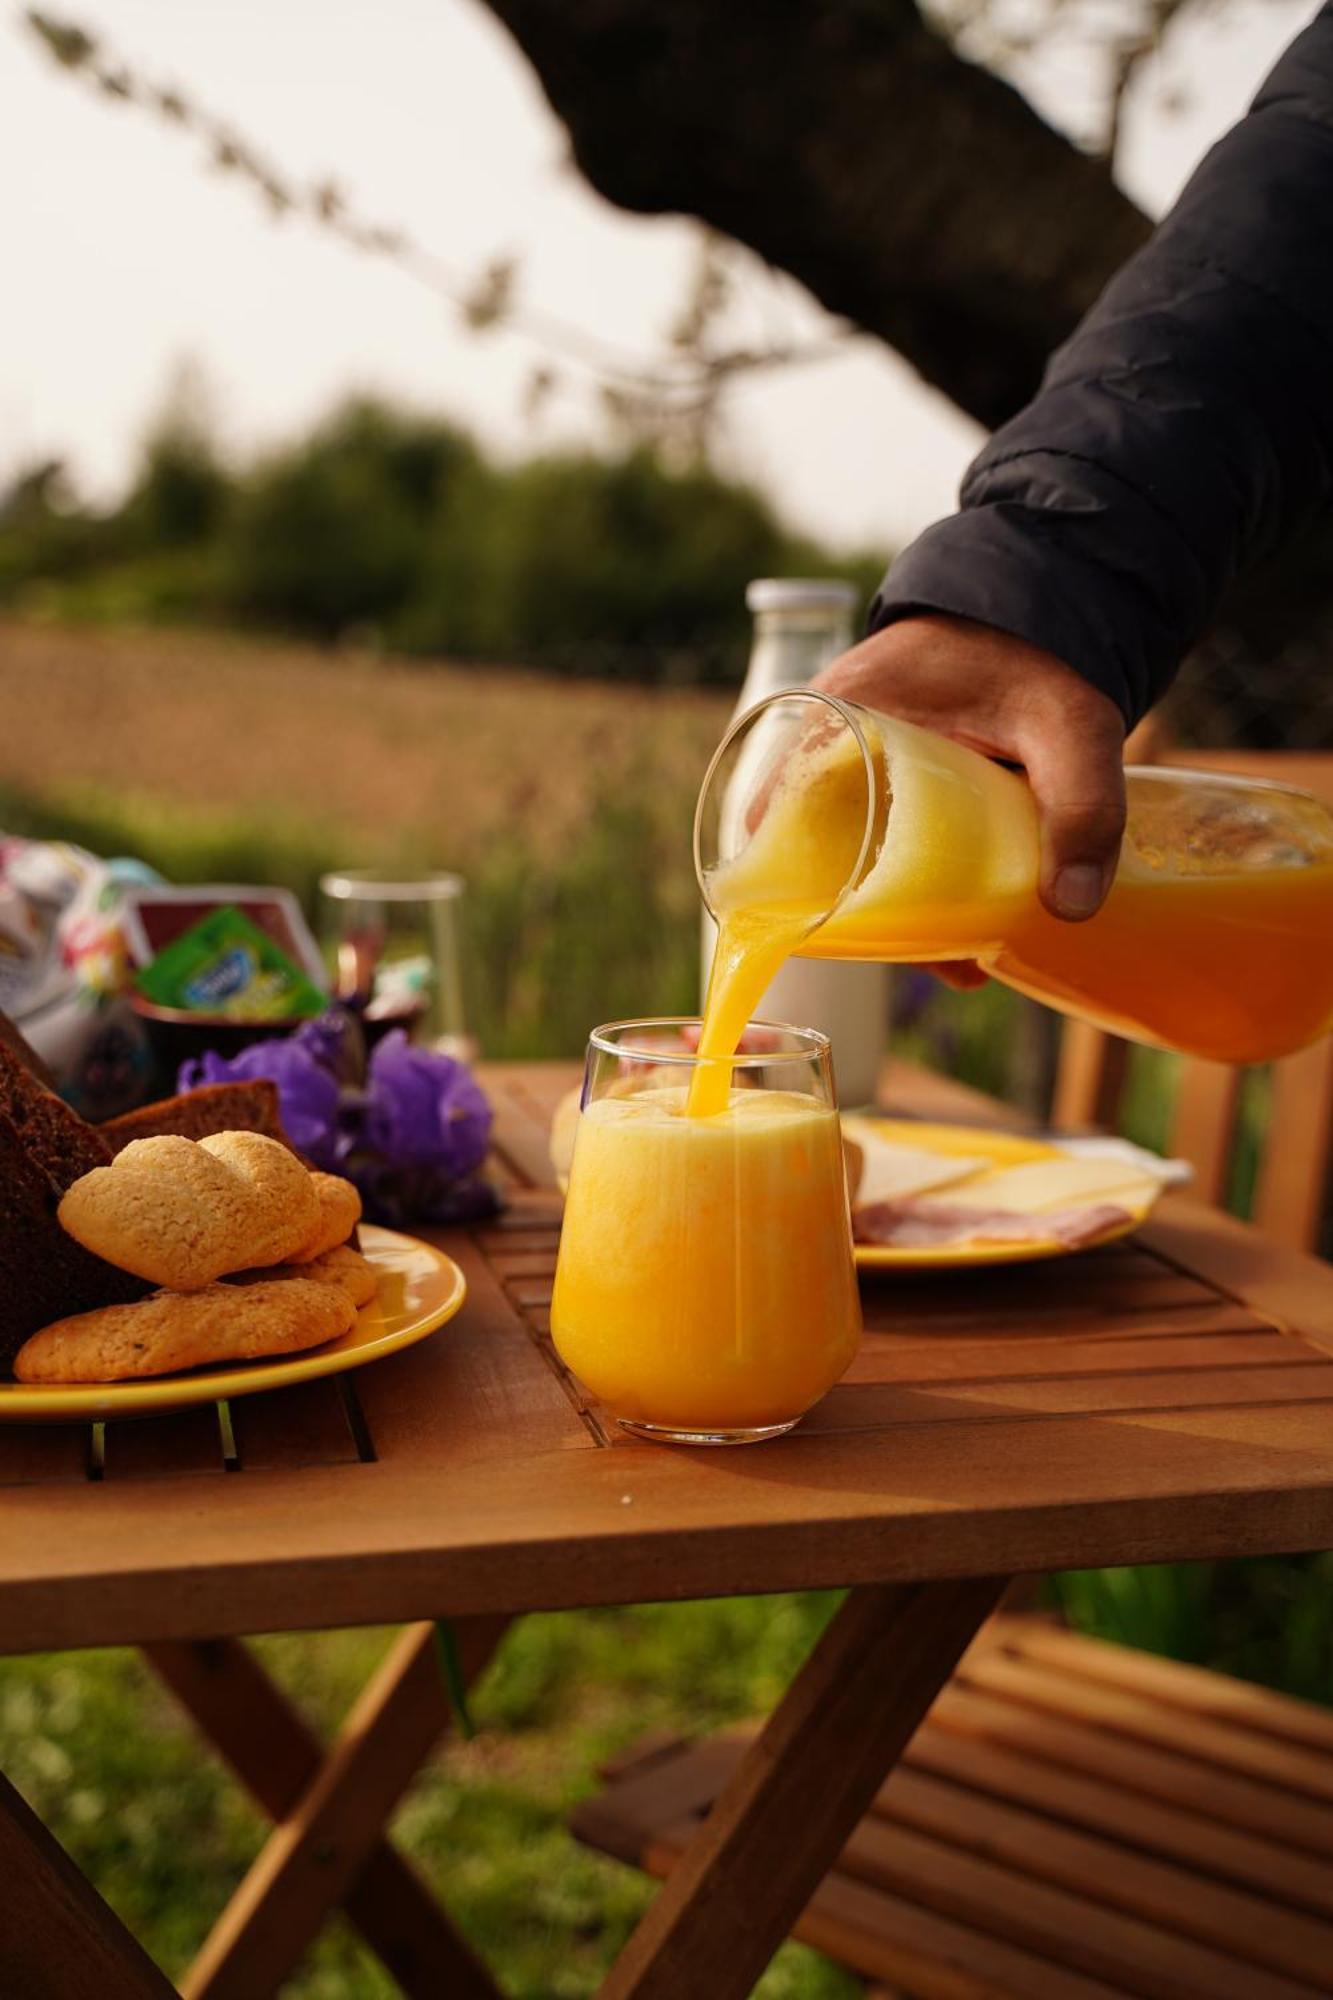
[842,1117,992,1208]
[919,1156,1161,1217]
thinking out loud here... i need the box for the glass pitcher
[696,692,1333,1065]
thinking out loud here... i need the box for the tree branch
[478,0,1153,427]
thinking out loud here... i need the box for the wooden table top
[3,1059,1333,1658]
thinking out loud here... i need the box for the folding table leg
[0,1764,177,2000]
[144,1618,508,2000]
[597,1575,1007,2000]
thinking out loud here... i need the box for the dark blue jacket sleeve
[869,2,1333,726]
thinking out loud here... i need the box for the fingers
[1018,694,1127,921]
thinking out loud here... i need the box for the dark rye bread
[100,1079,291,1155]
[0,1043,148,1372]
[0,1010,56,1090]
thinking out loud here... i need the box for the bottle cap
[745,578,858,615]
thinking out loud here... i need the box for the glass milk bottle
[701,580,889,1104]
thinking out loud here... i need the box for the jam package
[135,905,326,1021]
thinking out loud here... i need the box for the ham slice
[855,1198,1133,1251]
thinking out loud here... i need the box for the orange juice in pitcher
[695,694,1333,1069]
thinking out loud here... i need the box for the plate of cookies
[0,1025,467,1421]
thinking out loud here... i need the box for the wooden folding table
[3,1059,1333,1999]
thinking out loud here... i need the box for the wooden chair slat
[955,1652,1333,1805]
[873,1764,1333,1986]
[990,1618,1333,1753]
[799,1868,1129,2000]
[825,1811,1322,2000]
[904,1723,1333,1921]
[1052,1019,1131,1132]
[1169,1059,1243,1206]
[929,1685,1333,1861]
[666,1821,1134,2000]
[1255,1035,1333,1251]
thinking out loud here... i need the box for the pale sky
[0,0,1319,552]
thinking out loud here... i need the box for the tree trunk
[479,0,1151,429]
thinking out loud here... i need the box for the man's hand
[813,613,1127,925]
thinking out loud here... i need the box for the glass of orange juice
[551,1019,861,1445]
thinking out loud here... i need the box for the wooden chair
[575,749,1333,1999]
[577,1615,1333,1998]
[1055,746,1333,1253]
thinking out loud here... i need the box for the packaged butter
[135,905,326,1021]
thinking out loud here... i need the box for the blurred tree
[121,364,228,551]
[219,400,481,640]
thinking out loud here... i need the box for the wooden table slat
[0,1423,92,1486]
[803,1360,1333,1432]
[102,1404,228,1480]
[230,1380,362,1471]
[346,1233,593,1469]
[843,1327,1301,1386]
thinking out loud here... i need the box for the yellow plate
[852,1119,1160,1271]
[0,1224,466,1423]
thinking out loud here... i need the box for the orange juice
[699,702,1333,1067]
[551,1083,859,1439]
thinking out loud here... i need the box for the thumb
[1020,704,1127,921]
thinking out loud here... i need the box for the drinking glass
[551,1018,861,1445]
[318,870,471,1054]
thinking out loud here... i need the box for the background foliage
[0,396,883,680]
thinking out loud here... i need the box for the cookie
[287,1173,362,1264]
[231,1243,378,1310]
[58,1132,319,1290]
[13,1278,354,1383]
[198,1132,321,1264]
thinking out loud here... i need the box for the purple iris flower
[362,1031,492,1176]
[178,1039,343,1168]
[178,1010,498,1223]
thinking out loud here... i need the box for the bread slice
[0,1044,147,1372]
[100,1079,291,1155]
[0,1010,56,1090]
